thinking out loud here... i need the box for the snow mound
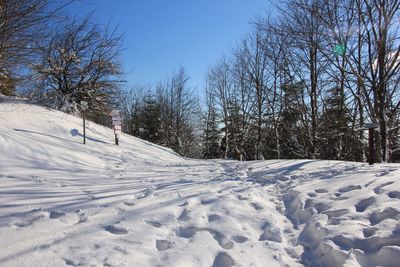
[0,98,183,176]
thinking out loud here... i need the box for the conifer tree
[138,96,161,143]
[319,87,361,160]
[202,101,220,159]
[279,82,305,159]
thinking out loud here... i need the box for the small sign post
[110,109,121,146]
[365,122,379,165]
[80,101,89,145]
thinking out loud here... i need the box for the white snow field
[1,98,400,267]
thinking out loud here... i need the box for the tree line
[1,0,399,163]
[200,0,400,163]
[120,0,400,163]
[118,67,200,158]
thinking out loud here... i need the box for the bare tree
[234,29,269,160]
[352,0,400,162]
[278,0,328,158]
[0,0,49,94]
[32,16,123,116]
[309,0,366,161]
[207,58,235,158]
[157,67,199,156]
[318,0,400,162]
[118,85,150,135]
[231,52,252,160]
[255,18,290,159]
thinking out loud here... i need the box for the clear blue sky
[68,0,270,91]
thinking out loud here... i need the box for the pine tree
[319,87,361,161]
[0,70,17,96]
[223,101,247,160]
[387,103,400,162]
[138,96,161,143]
[202,102,220,159]
[279,82,305,159]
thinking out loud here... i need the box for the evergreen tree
[223,101,247,160]
[319,87,361,161]
[138,96,161,143]
[279,82,305,159]
[0,70,17,96]
[387,104,400,162]
[202,102,220,159]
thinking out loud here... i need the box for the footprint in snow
[388,191,400,199]
[373,182,394,194]
[201,198,218,205]
[327,217,342,225]
[285,247,300,259]
[363,227,377,238]
[156,240,174,251]
[355,197,376,212]
[13,208,49,227]
[105,225,128,235]
[208,214,222,223]
[145,220,162,228]
[178,209,190,221]
[114,245,129,255]
[315,188,328,193]
[14,216,43,228]
[212,252,234,267]
[210,230,234,249]
[74,210,88,224]
[251,202,263,211]
[64,258,79,266]
[176,227,234,250]
[307,192,317,198]
[369,207,400,225]
[232,235,248,243]
[49,211,66,219]
[178,201,189,207]
[338,185,362,193]
[259,225,282,243]
[375,170,391,177]
[304,199,331,213]
[237,194,249,200]
[176,226,198,238]
[124,201,135,207]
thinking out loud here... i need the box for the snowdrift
[0,98,399,267]
[0,98,183,175]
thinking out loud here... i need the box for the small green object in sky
[334,44,346,56]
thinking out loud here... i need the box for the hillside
[0,98,399,267]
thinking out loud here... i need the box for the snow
[1,97,399,267]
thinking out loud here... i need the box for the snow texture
[0,97,399,266]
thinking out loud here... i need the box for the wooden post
[115,132,119,146]
[83,110,86,145]
[110,109,121,146]
[80,101,88,145]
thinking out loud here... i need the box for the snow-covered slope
[1,98,399,267]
